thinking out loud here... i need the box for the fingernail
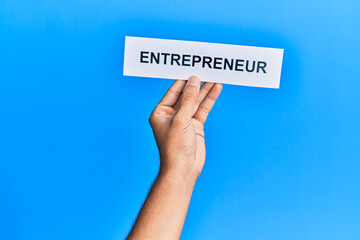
[187,76,200,86]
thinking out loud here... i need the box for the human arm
[127,76,223,240]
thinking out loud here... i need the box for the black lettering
[224,58,234,70]
[161,53,170,64]
[182,54,191,66]
[142,51,267,74]
[213,57,223,69]
[235,59,244,71]
[140,51,149,63]
[192,55,201,66]
[202,56,212,68]
[150,52,160,64]
[257,61,267,73]
[245,60,255,72]
[171,54,181,66]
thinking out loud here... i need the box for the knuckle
[207,94,217,102]
[182,89,196,101]
[148,110,157,126]
[148,115,154,126]
[171,114,186,126]
[201,105,212,113]
[202,83,213,91]
[168,88,181,98]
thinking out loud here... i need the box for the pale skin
[127,76,223,240]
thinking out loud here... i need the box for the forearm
[127,77,222,239]
[127,167,197,240]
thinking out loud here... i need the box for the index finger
[158,80,186,107]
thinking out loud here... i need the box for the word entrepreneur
[139,51,267,73]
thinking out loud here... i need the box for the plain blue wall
[1,0,360,239]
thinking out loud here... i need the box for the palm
[156,105,206,172]
[149,78,222,178]
[192,118,206,174]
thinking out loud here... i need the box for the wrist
[158,165,198,189]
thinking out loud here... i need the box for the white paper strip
[123,36,284,88]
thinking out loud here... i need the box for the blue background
[1,0,360,239]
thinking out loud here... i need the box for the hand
[149,76,223,181]
[127,76,222,240]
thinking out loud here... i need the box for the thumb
[174,76,201,121]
